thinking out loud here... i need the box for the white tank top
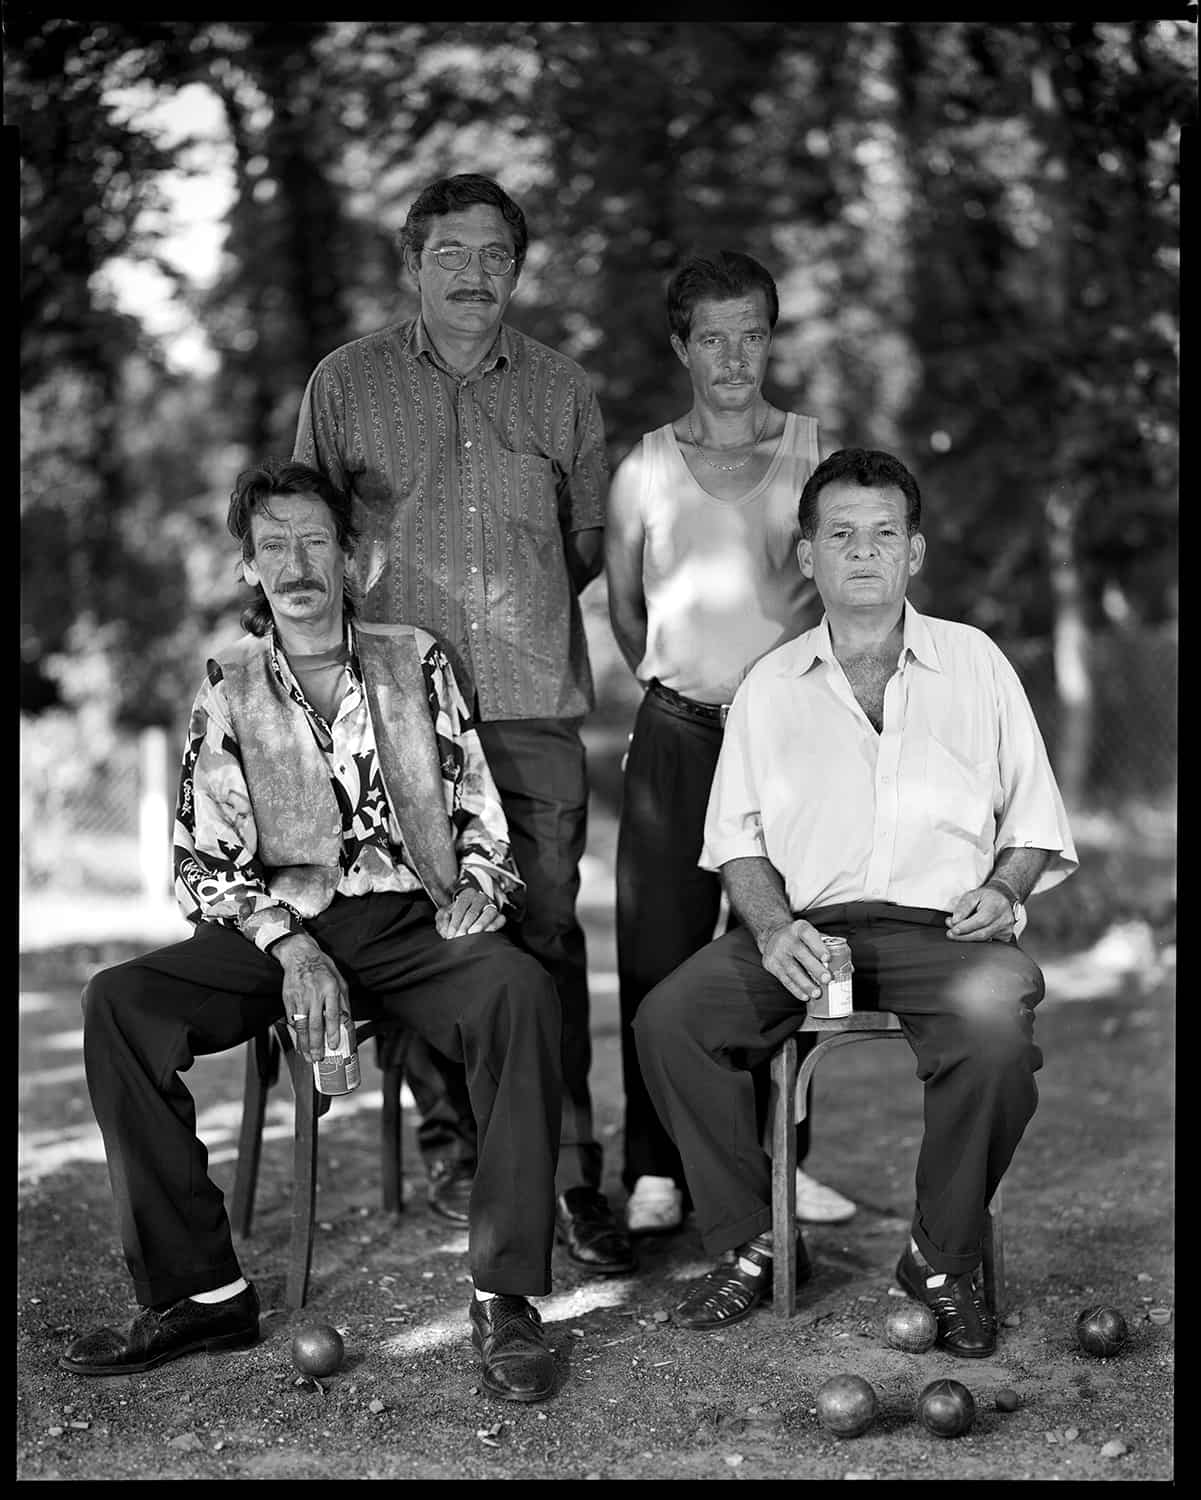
[634,411,823,702]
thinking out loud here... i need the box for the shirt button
[468,506,477,514]
[470,566,478,574]
[464,440,473,449]
[471,622,479,631]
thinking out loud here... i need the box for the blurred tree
[14,16,1184,791]
[16,18,185,712]
[194,21,360,455]
[885,20,1185,801]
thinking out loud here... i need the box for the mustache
[449,290,495,302]
[277,578,326,595]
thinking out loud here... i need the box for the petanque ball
[995,1388,1021,1413]
[1075,1305,1128,1357]
[815,1373,879,1438]
[883,1300,939,1353]
[291,1322,345,1377]
[917,1378,976,1438]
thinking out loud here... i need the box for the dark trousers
[634,907,1045,1275]
[80,892,562,1308]
[402,717,597,1194]
[404,1036,479,1168]
[615,684,811,1191]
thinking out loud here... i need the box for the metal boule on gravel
[917,1378,976,1438]
[291,1322,346,1377]
[883,1300,938,1353]
[815,1374,879,1438]
[1075,1305,1129,1357]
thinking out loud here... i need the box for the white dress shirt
[701,604,1078,913]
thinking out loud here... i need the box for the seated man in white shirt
[633,448,1077,1357]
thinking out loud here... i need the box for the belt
[800,903,949,927]
[648,678,731,727]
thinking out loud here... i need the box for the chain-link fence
[21,719,173,897]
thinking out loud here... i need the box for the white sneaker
[795,1169,857,1224]
[626,1175,684,1235]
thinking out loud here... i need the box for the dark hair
[797,449,922,540]
[399,173,529,276]
[226,459,358,636]
[666,251,780,344]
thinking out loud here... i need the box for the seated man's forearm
[721,856,795,952]
[987,848,1052,905]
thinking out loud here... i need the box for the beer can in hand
[313,1015,361,1096]
[809,936,854,1019]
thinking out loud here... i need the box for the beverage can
[313,1016,361,1096]
[809,935,854,1018]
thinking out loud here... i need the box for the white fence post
[138,726,172,902]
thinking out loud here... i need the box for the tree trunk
[1030,43,1096,810]
[1044,486,1093,809]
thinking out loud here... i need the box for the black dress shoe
[59,1284,261,1376]
[470,1295,557,1403]
[427,1159,474,1224]
[555,1187,636,1275]
[895,1245,996,1358]
[673,1238,810,1331]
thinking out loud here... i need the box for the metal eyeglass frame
[422,245,516,276]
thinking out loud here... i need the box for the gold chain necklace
[688,406,771,472]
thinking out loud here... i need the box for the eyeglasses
[423,245,516,276]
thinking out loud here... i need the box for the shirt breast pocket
[924,736,997,848]
[492,449,560,533]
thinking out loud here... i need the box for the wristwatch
[987,879,1027,938]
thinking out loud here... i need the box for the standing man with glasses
[294,174,635,1277]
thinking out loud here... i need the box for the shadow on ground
[18,911,1173,1480]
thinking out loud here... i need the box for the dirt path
[18,901,1173,1481]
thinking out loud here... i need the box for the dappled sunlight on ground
[18,1124,108,1180]
[1039,923,1174,1003]
[380,1278,640,1357]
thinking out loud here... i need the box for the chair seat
[230,1017,408,1310]
[767,1012,1005,1321]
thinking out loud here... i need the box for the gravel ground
[18,907,1174,1481]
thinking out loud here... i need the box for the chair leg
[770,1037,800,1316]
[281,1039,319,1312]
[231,1030,276,1240]
[981,1180,1005,1323]
[380,1063,406,1216]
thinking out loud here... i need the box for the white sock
[737,1231,773,1277]
[473,1287,498,1304]
[909,1236,948,1287]
[190,1277,249,1304]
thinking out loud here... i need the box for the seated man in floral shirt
[59,459,564,1405]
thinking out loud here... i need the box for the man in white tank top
[605,250,856,1237]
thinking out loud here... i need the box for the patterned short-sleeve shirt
[294,318,609,720]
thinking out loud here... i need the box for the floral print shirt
[173,625,524,952]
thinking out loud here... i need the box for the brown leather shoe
[555,1188,635,1275]
[895,1245,996,1358]
[59,1285,261,1375]
[470,1295,557,1403]
[427,1159,474,1224]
